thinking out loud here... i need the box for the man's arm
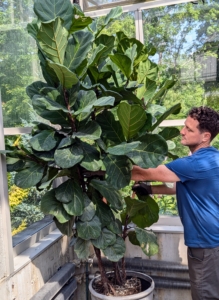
[131,165,180,182]
[151,183,176,195]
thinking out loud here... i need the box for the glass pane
[142,0,219,119]
[0,0,42,128]
[96,11,136,38]
[4,134,45,235]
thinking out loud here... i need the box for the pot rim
[89,270,155,300]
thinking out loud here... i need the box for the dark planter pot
[89,270,155,300]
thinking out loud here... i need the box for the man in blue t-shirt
[132,106,219,300]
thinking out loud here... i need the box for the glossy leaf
[107,142,141,155]
[41,190,71,223]
[47,60,79,89]
[150,103,181,131]
[54,144,83,168]
[79,194,96,222]
[34,0,73,30]
[64,31,93,72]
[125,196,149,218]
[32,94,69,113]
[136,227,159,257]
[92,228,116,250]
[102,236,125,262]
[6,158,25,172]
[74,238,91,259]
[96,111,125,144]
[26,81,48,99]
[109,54,132,78]
[55,179,76,203]
[29,130,57,151]
[38,18,68,65]
[62,181,84,216]
[73,121,101,141]
[90,180,123,210]
[14,164,45,188]
[70,16,93,33]
[79,141,102,171]
[104,155,132,189]
[77,215,101,240]
[54,217,74,236]
[126,134,168,168]
[107,218,122,235]
[159,127,180,140]
[117,102,147,140]
[131,197,159,228]
[96,200,115,227]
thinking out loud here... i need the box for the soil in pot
[92,274,151,297]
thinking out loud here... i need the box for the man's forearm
[151,184,176,195]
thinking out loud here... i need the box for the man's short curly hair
[189,106,219,141]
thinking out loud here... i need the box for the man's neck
[189,143,211,154]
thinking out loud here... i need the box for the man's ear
[203,131,211,142]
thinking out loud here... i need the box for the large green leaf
[74,238,91,260]
[109,54,132,78]
[70,16,93,33]
[103,7,123,26]
[90,180,123,210]
[92,228,116,250]
[137,60,158,83]
[117,102,147,140]
[107,142,141,155]
[41,190,71,223]
[150,103,181,131]
[29,130,57,151]
[79,194,96,222]
[55,179,76,203]
[34,0,73,30]
[102,236,125,262]
[73,90,114,115]
[95,34,115,60]
[6,158,25,172]
[104,155,132,189]
[32,94,69,113]
[77,215,101,240]
[79,141,102,171]
[88,44,108,67]
[137,78,157,102]
[38,18,68,65]
[152,76,177,103]
[64,31,93,72]
[14,164,45,188]
[62,181,84,216]
[26,81,49,99]
[159,127,180,140]
[126,133,168,168]
[96,111,125,144]
[73,121,101,140]
[54,144,83,168]
[54,217,74,236]
[96,200,115,227]
[136,227,159,257]
[107,218,122,235]
[131,197,159,228]
[125,196,149,218]
[47,60,79,89]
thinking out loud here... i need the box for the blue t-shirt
[166,146,219,248]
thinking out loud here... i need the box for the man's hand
[132,182,152,196]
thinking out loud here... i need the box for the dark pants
[187,246,219,300]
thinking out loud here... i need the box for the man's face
[180,116,205,148]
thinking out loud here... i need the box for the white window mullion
[0,92,14,277]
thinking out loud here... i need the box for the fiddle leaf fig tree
[3,0,181,295]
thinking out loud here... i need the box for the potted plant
[3,0,181,298]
